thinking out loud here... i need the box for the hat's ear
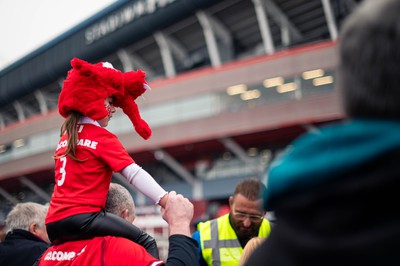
[123,70,148,99]
[70,58,92,76]
[71,57,84,69]
[121,97,152,140]
[114,70,152,139]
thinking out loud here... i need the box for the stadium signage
[85,0,176,45]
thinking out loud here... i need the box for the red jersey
[38,236,164,266]
[46,123,134,224]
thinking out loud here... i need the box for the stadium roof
[0,0,361,128]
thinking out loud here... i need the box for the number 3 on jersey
[58,157,67,186]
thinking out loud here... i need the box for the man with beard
[192,178,271,266]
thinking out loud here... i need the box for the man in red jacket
[38,191,198,266]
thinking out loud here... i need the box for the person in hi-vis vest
[192,178,271,266]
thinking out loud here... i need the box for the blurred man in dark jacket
[246,0,400,265]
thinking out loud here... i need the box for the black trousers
[46,210,159,258]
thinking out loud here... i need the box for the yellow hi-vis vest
[198,213,271,266]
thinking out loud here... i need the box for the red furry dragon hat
[58,57,152,139]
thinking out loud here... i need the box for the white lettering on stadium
[85,0,176,45]
[56,139,98,150]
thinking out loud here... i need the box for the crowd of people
[0,177,271,265]
[1,0,400,264]
[0,179,266,266]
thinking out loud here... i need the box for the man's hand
[161,191,193,237]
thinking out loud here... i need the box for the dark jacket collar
[5,229,46,243]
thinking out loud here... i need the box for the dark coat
[0,229,50,266]
[247,120,400,266]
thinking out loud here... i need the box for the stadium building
[0,0,362,236]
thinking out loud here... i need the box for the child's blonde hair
[238,237,266,266]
